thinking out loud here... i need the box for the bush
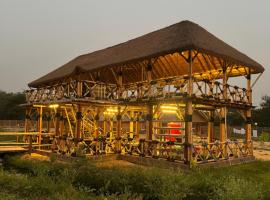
[259,132,270,142]
[1,156,269,200]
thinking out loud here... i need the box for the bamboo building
[23,20,264,167]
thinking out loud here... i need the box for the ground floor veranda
[20,96,254,168]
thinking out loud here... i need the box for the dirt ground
[253,141,270,161]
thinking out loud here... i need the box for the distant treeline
[0,90,25,120]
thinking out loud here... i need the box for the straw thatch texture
[29,20,264,87]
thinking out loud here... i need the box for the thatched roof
[29,20,264,88]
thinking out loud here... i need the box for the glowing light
[49,104,59,109]
[160,105,177,110]
[106,108,118,112]
[162,110,177,114]
[104,107,119,115]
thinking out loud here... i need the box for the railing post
[77,81,83,98]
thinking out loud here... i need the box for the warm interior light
[160,105,177,110]
[104,107,119,116]
[49,104,59,109]
[160,104,178,114]
[162,110,177,114]
[106,108,118,112]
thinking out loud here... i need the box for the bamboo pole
[130,111,134,138]
[76,104,82,139]
[55,108,60,137]
[146,105,153,141]
[245,69,252,154]
[184,50,193,165]
[207,110,214,143]
[220,66,227,157]
[116,106,122,153]
[38,106,43,148]
[136,112,140,140]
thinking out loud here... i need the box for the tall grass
[1,155,269,200]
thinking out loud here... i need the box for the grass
[1,155,270,200]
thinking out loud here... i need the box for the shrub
[259,132,270,142]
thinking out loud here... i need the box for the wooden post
[184,50,193,165]
[116,106,122,153]
[76,104,82,139]
[55,108,60,136]
[136,112,141,140]
[28,135,32,154]
[117,70,123,99]
[38,107,43,148]
[109,117,113,142]
[146,105,153,141]
[47,110,51,133]
[245,70,252,154]
[77,79,83,97]
[103,115,106,135]
[94,112,100,138]
[130,111,134,138]
[24,107,31,143]
[60,110,65,136]
[25,107,31,133]
[220,66,227,157]
[207,110,214,143]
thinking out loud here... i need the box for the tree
[0,91,26,120]
[253,95,270,127]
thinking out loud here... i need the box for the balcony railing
[26,77,250,106]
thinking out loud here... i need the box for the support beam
[76,104,82,139]
[59,110,65,136]
[130,111,134,138]
[245,70,252,154]
[55,108,60,136]
[117,70,123,99]
[38,107,43,147]
[94,112,100,138]
[146,105,153,141]
[24,107,31,134]
[184,50,193,164]
[24,107,31,144]
[220,66,228,157]
[207,110,215,143]
[136,112,141,140]
[116,106,122,153]
[47,110,51,133]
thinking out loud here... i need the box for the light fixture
[49,104,59,109]
[160,105,177,110]
[162,110,177,114]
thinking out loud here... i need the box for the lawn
[0,155,269,200]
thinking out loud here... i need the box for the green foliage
[259,132,270,142]
[0,90,25,120]
[2,156,270,200]
[253,95,270,127]
[227,109,245,126]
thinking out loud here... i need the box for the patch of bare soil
[253,141,270,161]
[21,153,50,161]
